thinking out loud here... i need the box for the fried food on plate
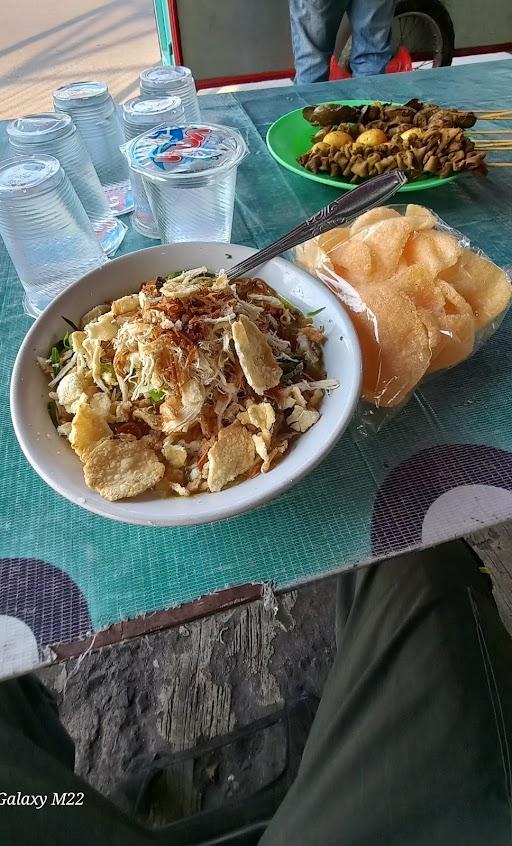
[299,100,486,183]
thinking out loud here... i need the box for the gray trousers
[1,541,511,845]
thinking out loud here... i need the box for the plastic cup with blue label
[121,123,247,243]
[122,96,185,238]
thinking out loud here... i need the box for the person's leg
[288,0,349,84]
[348,0,394,76]
[261,541,512,846]
[0,674,154,845]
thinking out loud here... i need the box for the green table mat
[2,60,512,679]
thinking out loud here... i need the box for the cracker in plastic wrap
[350,283,431,407]
[404,204,437,231]
[440,250,512,330]
[402,229,462,279]
[352,217,413,280]
[293,203,511,427]
[428,281,476,372]
[350,206,401,234]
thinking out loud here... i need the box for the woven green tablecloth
[2,60,512,678]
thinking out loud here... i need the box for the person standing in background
[289,0,396,83]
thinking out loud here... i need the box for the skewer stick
[488,162,512,167]
[477,116,512,122]
[476,109,512,115]
[470,129,512,134]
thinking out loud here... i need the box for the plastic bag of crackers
[294,204,512,432]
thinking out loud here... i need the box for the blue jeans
[289,0,395,83]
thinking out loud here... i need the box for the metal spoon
[225,170,407,280]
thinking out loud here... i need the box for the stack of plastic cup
[0,155,107,317]
[121,124,247,244]
[122,95,185,238]
[6,113,126,256]
[139,66,201,123]
[53,81,133,215]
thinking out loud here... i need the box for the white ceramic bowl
[10,243,361,526]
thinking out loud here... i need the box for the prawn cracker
[207,421,256,492]
[84,439,165,501]
[70,403,112,460]
[232,315,282,395]
[441,249,512,330]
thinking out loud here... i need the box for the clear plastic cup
[0,155,107,317]
[121,124,247,243]
[6,113,126,256]
[53,81,133,215]
[139,66,201,123]
[122,95,185,238]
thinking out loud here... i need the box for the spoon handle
[226,170,407,280]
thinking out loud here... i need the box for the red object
[386,46,413,73]
[195,69,296,90]
[329,46,413,80]
[167,0,184,64]
[329,56,352,80]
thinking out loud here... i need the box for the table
[1,60,512,681]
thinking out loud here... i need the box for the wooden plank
[467,520,512,634]
[39,585,337,824]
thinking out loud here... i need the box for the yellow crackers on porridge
[40,267,337,500]
[69,404,111,461]
[83,439,165,501]
[207,421,256,493]
[232,315,282,395]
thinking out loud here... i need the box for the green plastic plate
[266,99,459,193]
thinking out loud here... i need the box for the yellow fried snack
[351,218,413,281]
[83,439,165,501]
[427,281,476,373]
[69,403,112,461]
[404,204,437,230]
[349,207,400,235]
[347,283,431,407]
[207,421,256,492]
[387,264,446,355]
[232,315,282,395]
[441,249,512,330]
[402,229,462,279]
